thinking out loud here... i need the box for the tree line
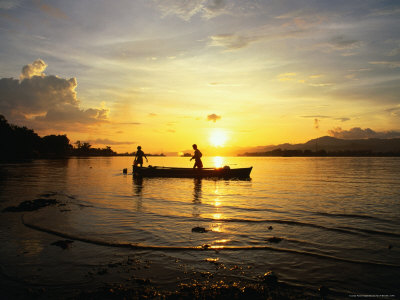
[0,115,116,159]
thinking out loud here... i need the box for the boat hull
[132,166,252,179]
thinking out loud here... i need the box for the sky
[0,0,399,154]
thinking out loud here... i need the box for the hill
[239,136,400,156]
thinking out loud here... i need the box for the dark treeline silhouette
[0,115,116,159]
[72,141,116,156]
[239,148,400,157]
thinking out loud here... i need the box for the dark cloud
[328,127,400,139]
[0,59,108,128]
[328,36,362,50]
[207,113,221,122]
[334,117,350,122]
[301,115,350,122]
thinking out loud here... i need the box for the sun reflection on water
[213,213,222,220]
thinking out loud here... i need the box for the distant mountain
[239,136,400,155]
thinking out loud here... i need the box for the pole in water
[123,168,127,174]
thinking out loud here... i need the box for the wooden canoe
[132,166,252,179]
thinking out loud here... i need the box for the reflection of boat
[132,166,252,179]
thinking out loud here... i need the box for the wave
[311,211,397,224]
[338,226,400,238]
[21,216,400,270]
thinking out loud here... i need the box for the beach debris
[319,285,330,298]
[262,271,278,285]
[192,226,208,233]
[205,258,220,265]
[135,278,151,285]
[51,240,74,250]
[201,244,211,250]
[3,198,58,212]
[267,237,283,243]
[268,226,273,230]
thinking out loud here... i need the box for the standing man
[190,144,203,169]
[134,146,148,167]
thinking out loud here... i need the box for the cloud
[328,36,362,51]
[0,59,109,129]
[33,0,68,20]
[90,138,135,145]
[207,113,221,122]
[301,115,330,119]
[210,34,259,50]
[20,59,47,80]
[317,35,363,56]
[334,117,350,122]
[386,105,400,116]
[328,127,400,139]
[0,0,21,10]
[154,0,228,20]
[369,61,400,68]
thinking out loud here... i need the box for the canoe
[132,165,252,178]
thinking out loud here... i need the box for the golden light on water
[213,156,224,168]
[213,213,222,220]
[209,129,228,147]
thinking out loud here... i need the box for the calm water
[1,156,400,296]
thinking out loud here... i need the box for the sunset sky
[1,0,399,154]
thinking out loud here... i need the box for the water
[1,156,399,296]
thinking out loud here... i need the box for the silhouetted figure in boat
[134,146,148,167]
[190,144,203,169]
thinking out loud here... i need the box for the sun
[209,129,228,147]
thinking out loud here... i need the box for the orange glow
[209,129,228,147]
[213,156,224,168]
[212,225,223,232]
[213,213,222,220]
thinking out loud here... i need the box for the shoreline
[0,212,343,300]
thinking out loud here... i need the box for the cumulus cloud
[328,127,400,139]
[0,59,109,129]
[20,59,47,80]
[207,113,221,122]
